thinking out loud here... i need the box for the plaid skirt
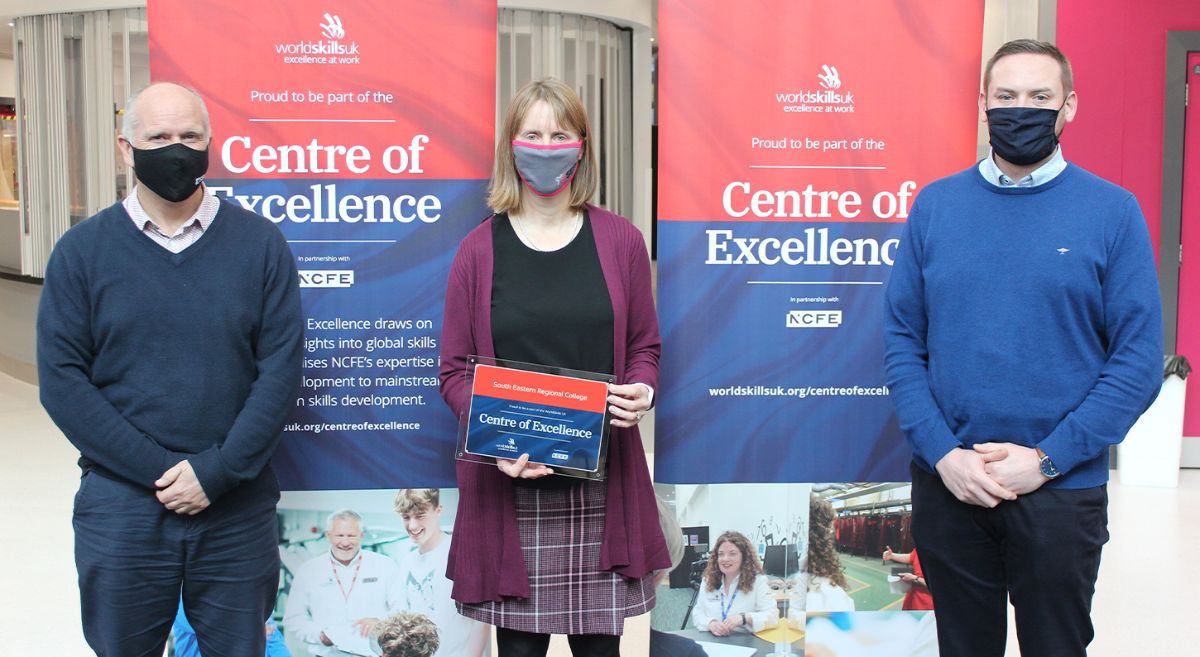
[457,479,655,635]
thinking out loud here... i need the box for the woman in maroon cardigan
[438,78,669,656]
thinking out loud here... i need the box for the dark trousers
[73,469,281,657]
[496,627,621,657]
[910,463,1108,657]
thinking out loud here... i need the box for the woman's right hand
[496,453,554,479]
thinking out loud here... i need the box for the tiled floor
[2,370,1195,656]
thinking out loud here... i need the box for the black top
[491,212,614,488]
[491,211,614,375]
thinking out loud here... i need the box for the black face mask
[985,106,1063,166]
[131,143,209,202]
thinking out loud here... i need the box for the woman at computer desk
[691,530,780,636]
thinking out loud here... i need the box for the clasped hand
[935,443,1049,508]
[155,459,211,515]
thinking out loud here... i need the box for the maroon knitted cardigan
[438,205,670,603]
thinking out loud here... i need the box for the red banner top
[658,0,985,223]
[148,1,496,180]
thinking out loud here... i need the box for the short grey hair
[656,497,685,574]
[121,82,212,140]
[325,509,363,533]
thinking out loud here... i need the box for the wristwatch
[1036,447,1061,479]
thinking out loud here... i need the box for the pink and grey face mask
[512,141,582,197]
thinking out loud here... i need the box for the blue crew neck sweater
[37,199,303,501]
[884,164,1163,489]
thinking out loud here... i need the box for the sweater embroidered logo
[1057,248,1070,254]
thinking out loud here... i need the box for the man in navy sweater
[37,82,303,655]
[884,40,1162,657]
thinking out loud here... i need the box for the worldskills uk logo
[274,13,361,65]
[775,64,855,114]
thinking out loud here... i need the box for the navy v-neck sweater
[37,199,303,502]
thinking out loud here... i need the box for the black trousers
[496,627,621,657]
[910,463,1108,657]
[73,469,280,657]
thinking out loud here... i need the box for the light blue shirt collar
[978,146,1067,188]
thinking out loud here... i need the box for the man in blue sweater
[884,40,1162,657]
[37,82,303,655]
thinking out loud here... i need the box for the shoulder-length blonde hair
[702,530,763,594]
[488,78,598,214]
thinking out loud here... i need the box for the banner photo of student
[654,0,985,483]
[270,488,490,657]
[811,483,930,613]
[148,0,495,489]
[652,483,808,653]
[651,482,931,657]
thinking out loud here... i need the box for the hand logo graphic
[320,13,344,40]
[818,65,841,90]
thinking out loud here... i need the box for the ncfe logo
[299,270,354,288]
[787,310,842,328]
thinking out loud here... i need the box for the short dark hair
[983,39,1073,94]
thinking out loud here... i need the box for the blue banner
[205,177,489,489]
[654,220,909,483]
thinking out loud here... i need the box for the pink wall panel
[1057,0,1200,258]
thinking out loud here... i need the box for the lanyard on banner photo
[331,554,363,602]
[720,588,738,620]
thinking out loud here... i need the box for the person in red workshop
[882,546,933,610]
[438,78,668,656]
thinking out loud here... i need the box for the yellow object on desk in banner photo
[755,624,805,645]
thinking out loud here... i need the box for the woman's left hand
[607,383,651,428]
